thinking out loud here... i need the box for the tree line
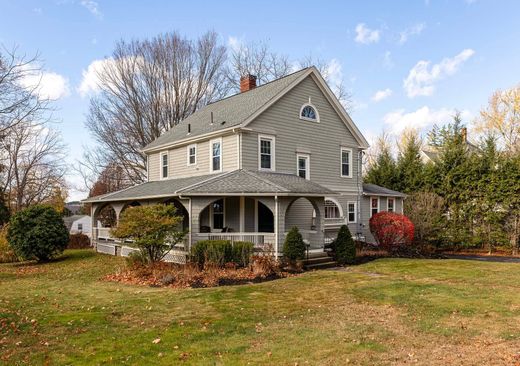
[365,88,520,253]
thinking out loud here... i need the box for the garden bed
[103,261,294,289]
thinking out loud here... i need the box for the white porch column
[274,195,279,258]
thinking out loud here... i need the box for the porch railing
[195,232,275,249]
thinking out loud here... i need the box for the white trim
[299,103,320,123]
[347,201,357,223]
[274,195,279,258]
[237,133,241,169]
[370,196,380,217]
[209,137,223,173]
[187,144,197,166]
[340,147,353,178]
[258,134,276,171]
[160,151,169,179]
[324,197,344,218]
[296,153,310,180]
[387,197,395,213]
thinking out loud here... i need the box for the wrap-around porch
[90,194,327,257]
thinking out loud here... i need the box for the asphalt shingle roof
[83,169,335,203]
[143,68,309,151]
[363,183,406,198]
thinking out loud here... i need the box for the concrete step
[304,261,338,270]
[305,251,332,259]
[304,256,334,265]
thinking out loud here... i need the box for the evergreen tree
[396,130,425,193]
[364,135,399,190]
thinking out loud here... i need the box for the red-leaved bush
[369,212,414,252]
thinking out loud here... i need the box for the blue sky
[1,0,519,200]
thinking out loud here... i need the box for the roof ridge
[245,170,288,193]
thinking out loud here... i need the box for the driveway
[445,254,520,263]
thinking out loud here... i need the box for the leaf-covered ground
[1,249,520,365]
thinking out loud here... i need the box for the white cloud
[403,49,475,98]
[399,23,425,44]
[354,23,380,44]
[20,69,70,100]
[383,51,394,69]
[77,58,112,97]
[383,106,471,135]
[227,36,242,52]
[372,88,393,102]
[80,0,102,18]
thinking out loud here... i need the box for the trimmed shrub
[283,227,306,261]
[8,205,69,261]
[334,225,356,264]
[68,233,91,249]
[369,212,415,253]
[231,241,254,267]
[191,240,254,268]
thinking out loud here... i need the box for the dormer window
[300,102,319,122]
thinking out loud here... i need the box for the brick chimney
[240,74,257,92]
[461,127,467,142]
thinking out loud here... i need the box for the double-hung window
[187,144,197,166]
[370,197,379,217]
[387,198,394,212]
[297,154,310,179]
[341,148,352,178]
[347,202,357,223]
[258,135,275,170]
[161,152,168,179]
[210,138,222,173]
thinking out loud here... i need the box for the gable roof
[363,183,406,198]
[142,67,369,152]
[83,169,336,203]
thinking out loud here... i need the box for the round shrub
[283,227,306,261]
[369,212,414,253]
[7,205,69,261]
[334,225,356,264]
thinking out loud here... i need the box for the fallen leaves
[152,338,161,344]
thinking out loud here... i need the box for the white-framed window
[209,138,222,173]
[258,135,275,170]
[187,144,197,166]
[387,197,395,212]
[340,147,352,178]
[210,199,224,230]
[370,197,380,217]
[296,154,310,179]
[299,103,320,122]
[160,151,169,179]
[347,202,357,223]
[324,199,340,219]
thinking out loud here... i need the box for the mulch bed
[103,262,295,289]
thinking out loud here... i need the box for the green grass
[2,250,520,365]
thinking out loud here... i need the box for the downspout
[357,150,364,240]
[274,195,279,259]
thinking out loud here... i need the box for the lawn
[1,250,520,365]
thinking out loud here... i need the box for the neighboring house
[420,127,478,164]
[63,215,92,238]
[84,67,405,260]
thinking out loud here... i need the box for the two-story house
[84,67,405,260]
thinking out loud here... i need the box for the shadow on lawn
[10,249,96,268]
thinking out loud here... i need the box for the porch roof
[83,169,336,203]
[362,183,406,198]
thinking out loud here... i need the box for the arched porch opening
[94,204,117,228]
[163,198,189,232]
[284,197,324,249]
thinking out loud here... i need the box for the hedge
[191,240,254,268]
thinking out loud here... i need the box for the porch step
[303,252,337,270]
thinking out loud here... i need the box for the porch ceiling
[83,169,336,203]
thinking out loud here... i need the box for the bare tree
[1,121,67,211]
[84,31,229,184]
[0,46,51,135]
